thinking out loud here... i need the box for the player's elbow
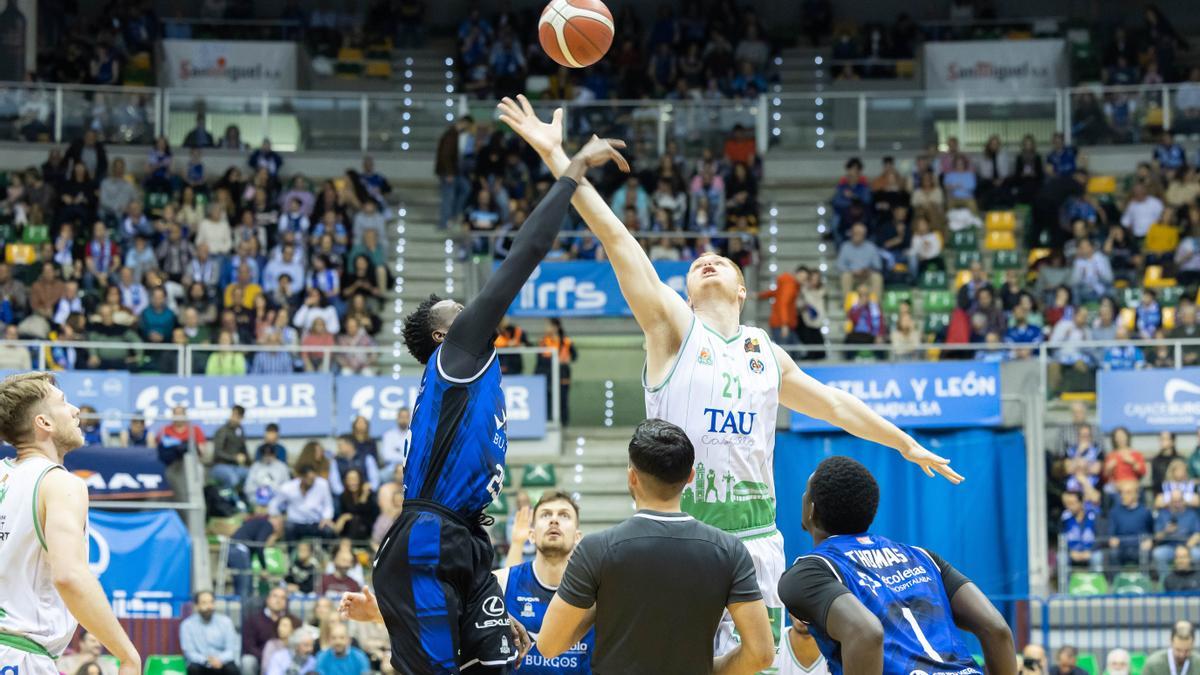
[535,632,566,659]
[977,615,1014,651]
[743,632,776,671]
[841,614,884,652]
[51,564,92,594]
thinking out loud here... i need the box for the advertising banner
[1098,367,1200,432]
[336,375,548,439]
[504,261,690,317]
[88,510,191,605]
[131,374,332,437]
[69,445,171,500]
[790,362,1001,431]
[161,39,298,91]
[923,39,1068,92]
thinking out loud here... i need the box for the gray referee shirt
[556,509,761,675]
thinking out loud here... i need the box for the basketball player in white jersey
[498,95,964,656]
[0,372,141,675]
[773,617,827,675]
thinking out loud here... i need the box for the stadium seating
[1086,175,1117,194]
[144,655,187,675]
[983,230,1016,251]
[1131,652,1147,675]
[919,269,948,290]
[985,211,1016,232]
[1067,572,1109,596]
[950,230,979,251]
[992,250,1021,270]
[487,492,510,516]
[1112,571,1155,595]
[1145,223,1180,254]
[1077,653,1099,675]
[924,290,955,313]
[522,463,557,488]
[1143,265,1175,288]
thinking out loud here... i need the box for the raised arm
[774,344,963,483]
[497,96,693,358]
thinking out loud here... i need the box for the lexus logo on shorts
[482,596,505,617]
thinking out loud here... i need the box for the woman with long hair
[535,317,577,426]
[335,468,381,542]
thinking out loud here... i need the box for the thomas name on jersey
[844,546,933,595]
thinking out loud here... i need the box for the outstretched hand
[571,135,631,173]
[900,444,964,484]
[340,586,384,624]
[497,94,563,158]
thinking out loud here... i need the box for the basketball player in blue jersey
[778,457,1015,675]
[495,490,594,674]
[339,130,630,675]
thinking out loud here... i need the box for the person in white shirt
[53,280,85,327]
[292,288,340,335]
[1048,307,1093,394]
[378,407,411,479]
[116,267,148,316]
[244,445,293,505]
[1120,181,1164,238]
[269,465,335,541]
[907,216,943,275]
[195,203,233,256]
[1070,239,1114,302]
[773,618,829,675]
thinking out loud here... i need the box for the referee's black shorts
[374,498,519,674]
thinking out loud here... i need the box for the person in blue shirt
[1102,323,1145,370]
[315,622,371,675]
[1153,131,1187,171]
[1103,481,1154,568]
[1136,289,1162,339]
[1152,491,1200,581]
[778,456,1014,675]
[1061,491,1103,571]
[1046,132,1078,176]
[180,591,242,675]
[1005,304,1044,359]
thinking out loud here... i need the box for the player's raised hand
[900,443,964,484]
[340,586,384,624]
[497,94,563,157]
[571,135,630,173]
[511,505,533,546]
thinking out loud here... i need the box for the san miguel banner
[336,375,548,440]
[161,39,298,90]
[131,374,333,437]
[923,39,1067,92]
[0,445,169,500]
[790,362,1001,432]
[1098,368,1200,433]
[504,260,690,317]
[89,510,191,608]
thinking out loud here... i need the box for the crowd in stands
[829,131,1200,381]
[454,0,776,102]
[436,115,763,265]
[0,129,396,375]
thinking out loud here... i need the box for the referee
[536,419,774,675]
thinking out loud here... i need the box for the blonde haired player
[498,95,963,657]
[0,372,141,675]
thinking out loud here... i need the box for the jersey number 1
[721,372,742,399]
[901,607,944,663]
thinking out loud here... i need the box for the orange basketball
[538,0,614,69]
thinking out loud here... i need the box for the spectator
[1157,459,1199,509]
[334,468,380,542]
[976,135,1012,210]
[1061,491,1103,571]
[956,260,993,312]
[1152,131,1187,171]
[836,222,883,299]
[265,625,318,675]
[144,136,173,193]
[249,139,284,179]
[723,125,758,168]
[210,404,249,490]
[1104,481,1154,568]
[910,171,946,232]
[58,632,117,675]
[65,128,108,181]
[1148,431,1182,488]
[831,158,871,234]
[56,161,97,227]
[98,158,137,224]
[29,262,65,318]
[183,113,215,149]
[1169,300,1200,366]
[0,324,31,369]
[250,331,296,375]
[1024,644,1050,674]
[1120,181,1164,238]
[1177,67,1200,133]
[907,216,943,275]
[263,242,306,296]
[205,331,247,375]
[1005,304,1044,359]
[300,317,336,371]
[180,590,241,675]
[320,550,362,597]
[1104,427,1147,487]
[282,541,320,596]
[1152,491,1200,580]
[1164,546,1200,592]
[1012,134,1045,204]
[1142,622,1200,675]
[1069,239,1113,303]
[1135,289,1162,339]
[889,308,922,359]
[0,263,28,320]
[378,407,411,480]
[241,587,300,675]
[315,622,370,675]
[139,286,177,344]
[845,281,886,346]
[1101,322,1145,370]
[494,316,528,375]
[942,155,978,211]
[244,445,292,507]
[196,203,233,256]
[535,318,577,427]
[757,268,801,345]
[690,165,726,229]
[1103,224,1140,284]
[435,117,473,230]
[271,464,335,541]
[1063,424,1103,503]
[1047,307,1093,394]
[1051,646,1088,675]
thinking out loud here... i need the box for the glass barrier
[1068,85,1166,146]
[269,93,364,152]
[165,92,265,149]
[60,88,158,146]
[0,84,56,142]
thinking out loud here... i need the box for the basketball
[538,0,615,69]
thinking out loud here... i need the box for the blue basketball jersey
[505,561,593,674]
[403,345,508,516]
[804,533,980,675]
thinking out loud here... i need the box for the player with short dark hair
[778,456,1015,675]
[339,128,630,674]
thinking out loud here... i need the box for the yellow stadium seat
[1145,224,1180,254]
[1146,106,1165,129]
[4,243,34,265]
[337,48,365,62]
[986,211,1016,232]
[1164,306,1176,331]
[984,230,1017,251]
[844,291,859,313]
[365,61,393,78]
[1119,307,1135,331]
[1144,265,1176,288]
[1028,248,1053,267]
[1087,176,1117,194]
[954,270,972,289]
[1061,392,1097,403]
[897,60,915,77]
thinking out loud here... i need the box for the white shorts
[0,645,59,675]
[715,530,786,659]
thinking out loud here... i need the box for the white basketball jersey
[773,628,829,675]
[645,317,780,537]
[0,456,78,657]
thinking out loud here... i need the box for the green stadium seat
[955,250,982,268]
[21,224,48,245]
[502,465,513,488]
[919,269,948,290]
[950,229,979,251]
[144,655,187,675]
[0,223,15,245]
[924,290,956,313]
[522,463,557,487]
[991,271,1006,288]
[262,547,288,577]
[992,250,1021,270]
[145,192,171,214]
[1067,572,1109,596]
[925,312,951,334]
[1112,571,1154,595]
[882,290,912,314]
[1131,651,1147,675]
[1076,653,1099,675]
[1160,286,1186,307]
[1122,287,1142,309]
[487,492,509,516]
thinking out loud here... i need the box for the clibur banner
[1098,367,1200,432]
[131,374,333,437]
[790,362,1001,431]
[923,39,1068,92]
[504,260,690,317]
[88,510,191,612]
[337,375,548,439]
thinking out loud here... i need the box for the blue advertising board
[336,374,548,440]
[0,444,171,500]
[1098,367,1200,432]
[790,362,1002,431]
[130,374,334,437]
[504,260,691,317]
[88,509,191,602]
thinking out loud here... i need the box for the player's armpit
[825,594,883,675]
[537,595,594,659]
[949,583,1016,675]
